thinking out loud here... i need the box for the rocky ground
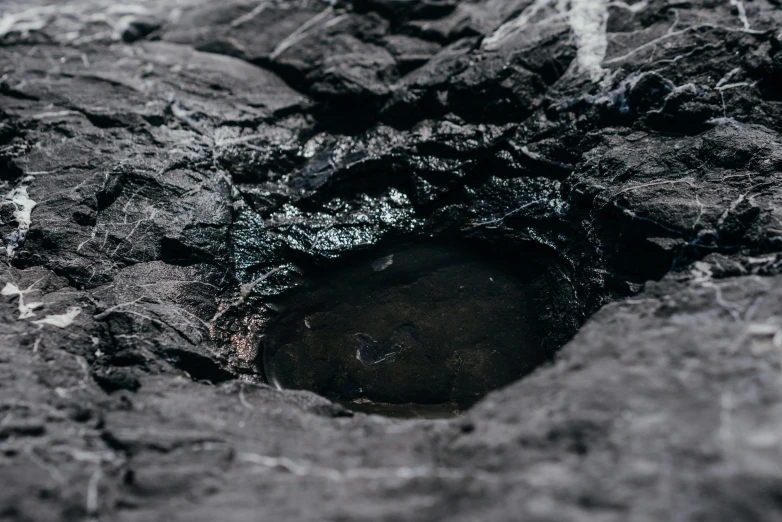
[2,0,782,520]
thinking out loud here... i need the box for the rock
[1,0,782,521]
[264,243,579,410]
[92,368,142,393]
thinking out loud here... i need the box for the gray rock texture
[2,0,782,520]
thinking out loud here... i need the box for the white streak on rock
[85,468,102,516]
[729,0,751,31]
[0,8,49,38]
[371,254,394,272]
[210,266,286,327]
[230,1,270,28]
[32,307,82,328]
[4,186,37,257]
[569,0,609,81]
[607,0,648,13]
[482,0,557,51]
[1,282,43,319]
[482,0,609,82]
[270,7,335,59]
[32,110,82,120]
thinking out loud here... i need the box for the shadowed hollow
[263,243,579,418]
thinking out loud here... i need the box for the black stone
[264,243,578,413]
[2,0,782,520]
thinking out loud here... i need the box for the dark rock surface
[264,242,580,411]
[2,0,782,520]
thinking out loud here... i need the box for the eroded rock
[264,242,578,413]
[2,0,782,520]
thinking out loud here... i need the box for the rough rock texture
[2,0,782,520]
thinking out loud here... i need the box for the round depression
[263,242,579,418]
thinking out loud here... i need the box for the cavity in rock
[263,243,577,418]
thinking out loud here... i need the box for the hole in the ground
[262,241,581,418]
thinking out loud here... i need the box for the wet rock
[264,243,579,411]
[2,0,782,521]
[162,1,333,63]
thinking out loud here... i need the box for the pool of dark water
[263,242,578,418]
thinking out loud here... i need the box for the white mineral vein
[1,281,43,319]
[32,307,82,328]
[4,186,37,257]
[482,0,609,82]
